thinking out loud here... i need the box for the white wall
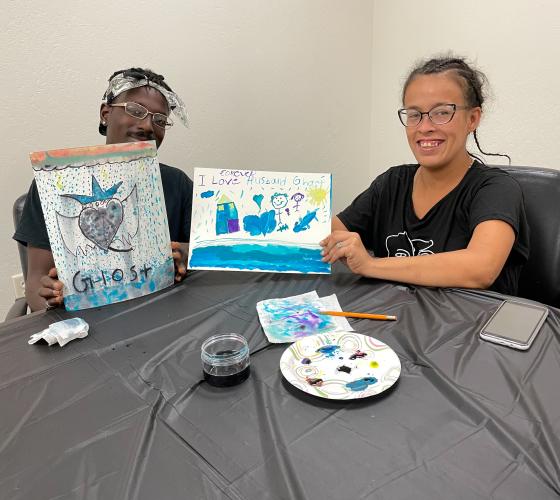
[371,0,560,178]
[0,0,374,318]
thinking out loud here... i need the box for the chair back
[13,194,28,279]
[500,165,560,308]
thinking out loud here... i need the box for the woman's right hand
[38,267,64,308]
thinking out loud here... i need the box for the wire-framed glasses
[110,102,173,129]
[397,103,469,127]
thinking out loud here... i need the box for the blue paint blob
[345,377,378,392]
[316,345,340,358]
[201,190,214,198]
[243,210,277,236]
[253,194,264,209]
[293,209,318,233]
[301,358,311,365]
[190,244,330,273]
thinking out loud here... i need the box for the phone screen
[482,301,548,344]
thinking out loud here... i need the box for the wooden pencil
[319,310,397,321]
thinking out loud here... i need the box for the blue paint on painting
[201,190,214,198]
[316,345,340,358]
[189,243,330,273]
[282,310,333,339]
[293,209,318,233]
[345,377,378,392]
[243,210,277,236]
[286,310,322,329]
[260,299,336,340]
[216,197,240,235]
[253,194,264,210]
[64,257,174,311]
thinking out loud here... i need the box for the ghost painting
[30,141,174,311]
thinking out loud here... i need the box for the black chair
[500,165,560,308]
[6,194,28,320]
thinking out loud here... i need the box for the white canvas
[30,141,174,311]
[188,168,332,274]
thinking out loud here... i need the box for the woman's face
[403,73,481,171]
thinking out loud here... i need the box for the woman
[321,56,529,295]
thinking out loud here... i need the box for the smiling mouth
[417,140,443,149]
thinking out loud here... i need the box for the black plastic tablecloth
[1,268,559,500]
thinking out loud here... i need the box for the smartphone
[479,299,548,350]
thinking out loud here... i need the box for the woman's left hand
[320,230,374,275]
[171,241,189,282]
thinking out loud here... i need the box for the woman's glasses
[110,102,173,129]
[397,103,469,127]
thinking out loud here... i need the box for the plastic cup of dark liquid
[201,334,250,387]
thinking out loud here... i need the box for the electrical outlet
[12,273,25,300]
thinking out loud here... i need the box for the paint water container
[201,334,250,387]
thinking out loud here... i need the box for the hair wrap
[102,72,189,128]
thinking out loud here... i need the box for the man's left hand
[171,241,189,282]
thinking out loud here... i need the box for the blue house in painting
[216,194,240,235]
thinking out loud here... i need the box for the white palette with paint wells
[280,331,401,400]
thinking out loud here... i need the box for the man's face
[100,86,169,148]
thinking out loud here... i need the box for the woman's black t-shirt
[337,162,530,295]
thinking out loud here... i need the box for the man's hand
[38,267,64,308]
[171,242,189,282]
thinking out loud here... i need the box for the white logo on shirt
[385,231,434,257]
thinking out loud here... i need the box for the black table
[1,268,559,499]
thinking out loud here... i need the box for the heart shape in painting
[79,199,124,251]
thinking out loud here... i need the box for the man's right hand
[38,267,64,308]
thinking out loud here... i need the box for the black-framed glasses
[110,102,173,129]
[397,103,469,127]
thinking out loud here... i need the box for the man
[14,67,193,311]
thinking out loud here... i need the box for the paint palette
[280,332,401,400]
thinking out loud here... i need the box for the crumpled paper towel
[28,318,89,347]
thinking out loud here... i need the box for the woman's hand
[320,230,374,275]
[171,242,189,282]
[38,267,64,308]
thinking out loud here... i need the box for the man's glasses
[110,102,173,129]
[397,103,469,127]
